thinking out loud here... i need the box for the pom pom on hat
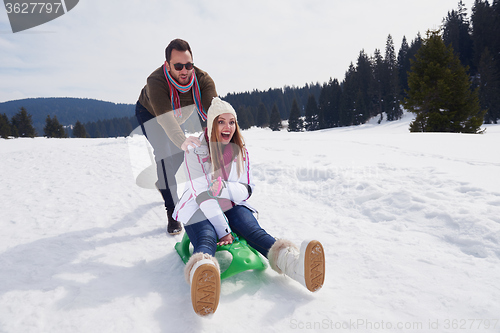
[207,97,237,138]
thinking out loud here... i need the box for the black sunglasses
[173,62,194,71]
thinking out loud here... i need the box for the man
[135,38,218,235]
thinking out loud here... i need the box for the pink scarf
[219,145,235,211]
[204,129,236,211]
[204,128,235,180]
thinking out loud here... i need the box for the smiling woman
[216,114,236,144]
[172,97,326,316]
[204,99,249,190]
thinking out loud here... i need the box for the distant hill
[0,97,135,134]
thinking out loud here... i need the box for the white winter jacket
[173,133,256,238]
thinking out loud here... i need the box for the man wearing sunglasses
[135,38,218,235]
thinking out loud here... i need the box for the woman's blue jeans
[184,205,276,258]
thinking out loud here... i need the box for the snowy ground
[1,113,500,333]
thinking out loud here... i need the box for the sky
[0,0,476,105]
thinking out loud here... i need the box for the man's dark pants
[135,101,184,211]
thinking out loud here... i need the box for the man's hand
[217,233,234,246]
[181,136,201,153]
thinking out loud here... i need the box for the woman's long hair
[208,116,246,179]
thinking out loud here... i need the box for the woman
[173,97,325,316]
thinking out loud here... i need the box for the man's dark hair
[165,39,192,63]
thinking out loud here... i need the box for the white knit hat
[207,97,238,138]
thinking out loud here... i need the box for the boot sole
[191,263,220,316]
[167,228,182,236]
[303,240,325,292]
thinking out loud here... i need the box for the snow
[1,113,500,333]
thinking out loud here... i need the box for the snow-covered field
[1,113,500,333]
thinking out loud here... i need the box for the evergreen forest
[226,0,500,131]
[0,0,498,138]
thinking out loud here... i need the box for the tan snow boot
[268,239,325,292]
[184,253,221,316]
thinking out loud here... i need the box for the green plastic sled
[174,232,266,280]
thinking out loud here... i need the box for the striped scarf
[163,62,207,120]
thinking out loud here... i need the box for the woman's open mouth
[221,132,231,140]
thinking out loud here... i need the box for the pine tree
[269,104,282,131]
[0,113,11,139]
[97,120,107,138]
[404,30,485,133]
[11,124,19,137]
[44,115,55,137]
[73,120,88,138]
[11,107,37,138]
[44,115,68,138]
[340,63,356,127]
[372,48,387,117]
[472,0,500,123]
[287,99,303,132]
[53,116,68,138]
[354,50,374,123]
[318,83,329,129]
[236,106,250,130]
[256,103,270,128]
[107,120,116,137]
[443,1,474,73]
[477,48,500,123]
[385,34,402,120]
[471,0,495,68]
[304,94,319,131]
[236,106,256,130]
[398,36,410,97]
[319,78,342,128]
[246,106,255,128]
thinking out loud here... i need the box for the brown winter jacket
[138,65,217,148]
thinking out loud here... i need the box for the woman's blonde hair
[208,115,246,179]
